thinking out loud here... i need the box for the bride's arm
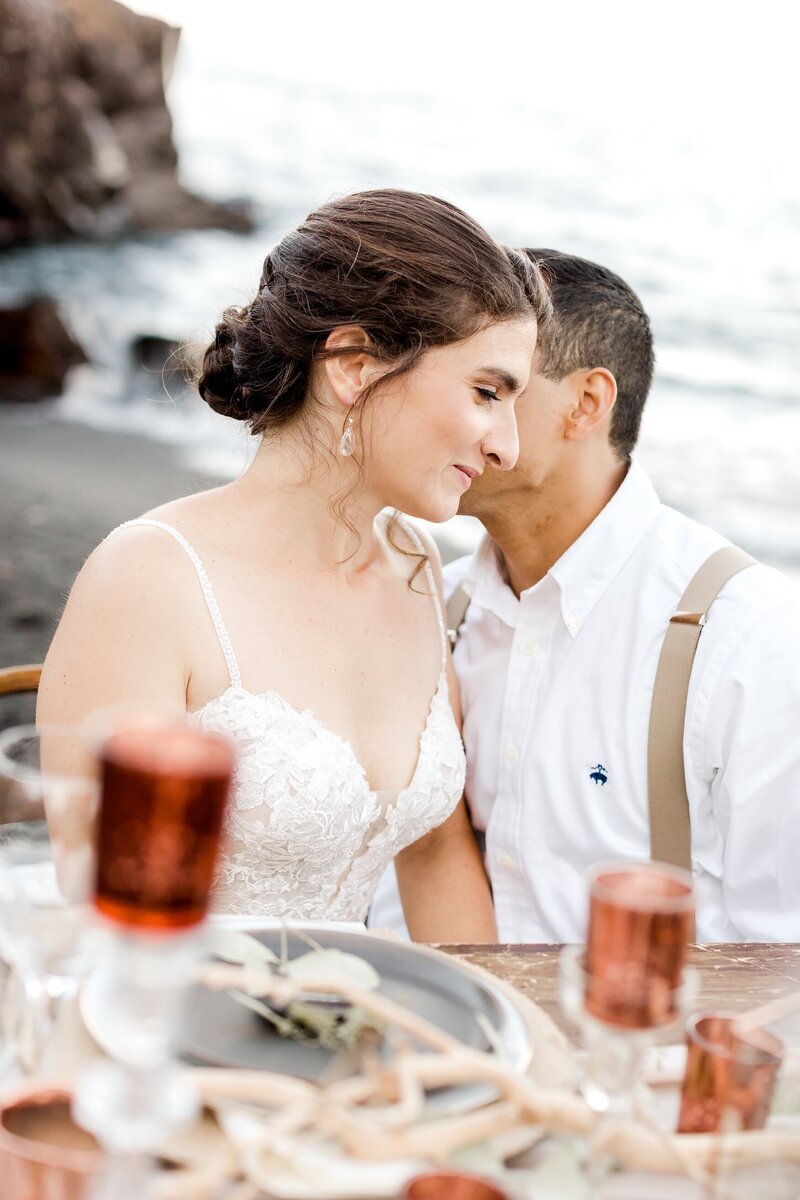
[38,528,192,732]
[393,519,497,943]
[395,787,497,943]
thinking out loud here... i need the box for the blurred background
[1,0,798,675]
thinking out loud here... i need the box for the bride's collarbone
[183,543,443,726]
[213,568,438,663]
[242,640,438,714]
[188,609,441,719]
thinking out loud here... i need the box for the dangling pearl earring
[338,414,356,457]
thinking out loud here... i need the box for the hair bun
[197,312,251,421]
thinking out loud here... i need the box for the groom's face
[457,349,577,517]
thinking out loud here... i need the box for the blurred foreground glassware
[560,859,696,1197]
[402,1171,508,1199]
[678,1011,783,1133]
[584,860,695,1030]
[72,718,234,1196]
[0,1080,104,1200]
[93,721,233,930]
[678,1013,800,1200]
[0,724,99,1075]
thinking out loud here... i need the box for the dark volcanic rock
[129,332,193,395]
[0,297,88,402]
[0,0,254,246]
[130,334,184,373]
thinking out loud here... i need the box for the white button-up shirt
[370,463,800,942]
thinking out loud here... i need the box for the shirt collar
[461,461,662,636]
[461,526,523,629]
[548,461,661,635]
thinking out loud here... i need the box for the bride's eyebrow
[475,367,522,392]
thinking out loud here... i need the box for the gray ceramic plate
[178,926,533,1112]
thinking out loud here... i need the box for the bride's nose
[481,406,519,472]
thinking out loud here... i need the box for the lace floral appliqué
[189,678,465,921]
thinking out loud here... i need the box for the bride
[38,189,548,940]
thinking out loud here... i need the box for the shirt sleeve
[696,593,800,939]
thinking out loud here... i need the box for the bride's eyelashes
[475,387,500,403]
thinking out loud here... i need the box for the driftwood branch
[184,957,800,1194]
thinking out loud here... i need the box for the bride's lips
[453,464,480,488]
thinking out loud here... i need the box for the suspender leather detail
[670,611,707,627]
[647,545,756,872]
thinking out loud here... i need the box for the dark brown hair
[199,189,551,433]
[525,249,654,463]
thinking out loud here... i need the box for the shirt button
[499,853,513,870]
[567,614,580,632]
[523,639,540,656]
[505,746,519,764]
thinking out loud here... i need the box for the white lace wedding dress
[109,518,466,921]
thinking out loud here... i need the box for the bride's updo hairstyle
[198,189,550,436]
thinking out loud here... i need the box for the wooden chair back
[0,664,43,821]
[0,664,42,696]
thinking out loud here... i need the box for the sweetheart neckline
[189,668,452,799]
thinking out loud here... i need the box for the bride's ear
[322,326,378,411]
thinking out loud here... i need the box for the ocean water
[1,0,798,567]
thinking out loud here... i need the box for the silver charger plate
[179,925,533,1112]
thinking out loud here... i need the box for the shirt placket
[488,583,557,932]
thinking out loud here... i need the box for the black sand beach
[0,411,220,721]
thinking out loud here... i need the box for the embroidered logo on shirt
[589,764,608,786]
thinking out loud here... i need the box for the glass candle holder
[584,860,695,1030]
[94,723,233,930]
[560,943,697,1117]
[677,1011,784,1134]
[562,860,696,1197]
[72,719,234,1195]
[0,724,99,1076]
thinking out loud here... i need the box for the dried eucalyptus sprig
[206,930,385,1051]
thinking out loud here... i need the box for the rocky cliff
[0,0,253,245]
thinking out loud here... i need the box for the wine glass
[0,723,99,1075]
[559,859,696,1196]
[71,716,235,1188]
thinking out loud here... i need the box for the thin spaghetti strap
[106,519,242,689]
[393,514,448,668]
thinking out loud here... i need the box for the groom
[371,249,800,942]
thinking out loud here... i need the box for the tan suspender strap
[647,545,757,871]
[446,583,472,650]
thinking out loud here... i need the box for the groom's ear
[321,326,379,410]
[564,367,617,441]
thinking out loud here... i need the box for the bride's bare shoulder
[38,511,207,725]
[77,484,231,583]
[139,482,234,527]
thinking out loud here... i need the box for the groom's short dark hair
[525,249,655,463]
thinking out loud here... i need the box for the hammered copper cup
[584,860,695,1029]
[0,1083,105,1200]
[677,1012,784,1133]
[402,1171,508,1199]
